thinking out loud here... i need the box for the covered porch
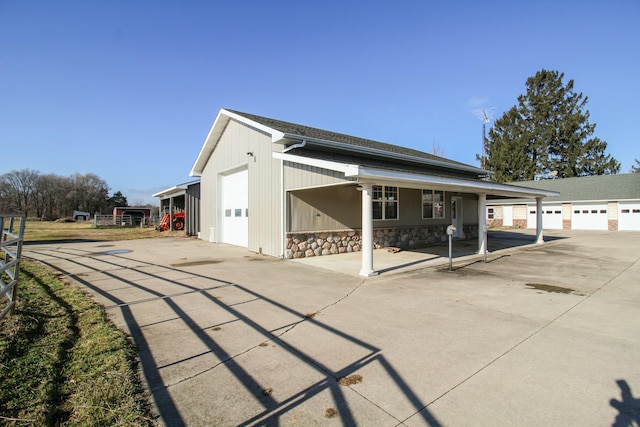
[277,152,558,277]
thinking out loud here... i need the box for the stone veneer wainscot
[285,225,478,259]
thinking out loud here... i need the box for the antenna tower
[473,108,495,169]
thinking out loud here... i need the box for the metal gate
[1,214,26,320]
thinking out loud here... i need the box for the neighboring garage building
[486,173,640,231]
[190,108,558,276]
[153,180,201,236]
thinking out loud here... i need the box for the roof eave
[353,166,559,198]
[281,133,491,176]
[190,109,285,176]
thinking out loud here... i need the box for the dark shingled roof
[226,109,476,170]
[504,173,640,202]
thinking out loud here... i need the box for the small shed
[72,210,91,221]
[152,180,201,236]
[113,207,153,227]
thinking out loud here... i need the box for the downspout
[282,139,307,153]
[281,139,305,256]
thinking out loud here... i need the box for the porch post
[535,197,544,244]
[359,183,378,277]
[169,197,174,231]
[477,193,487,254]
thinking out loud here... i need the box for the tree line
[0,169,132,219]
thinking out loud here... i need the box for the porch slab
[291,229,547,276]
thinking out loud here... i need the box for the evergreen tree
[484,69,620,182]
[632,159,640,173]
[106,191,129,211]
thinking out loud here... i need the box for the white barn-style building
[190,109,558,276]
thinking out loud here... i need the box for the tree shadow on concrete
[28,246,443,426]
[610,379,640,427]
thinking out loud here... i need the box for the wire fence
[1,214,26,321]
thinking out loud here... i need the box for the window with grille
[372,186,398,220]
[422,189,445,219]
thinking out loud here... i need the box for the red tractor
[157,211,185,231]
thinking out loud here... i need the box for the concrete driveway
[23,230,640,426]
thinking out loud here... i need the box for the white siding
[284,162,352,190]
[198,120,283,257]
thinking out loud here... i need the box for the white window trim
[373,185,399,221]
[422,189,446,220]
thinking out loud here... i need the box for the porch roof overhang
[273,152,559,199]
[152,179,199,199]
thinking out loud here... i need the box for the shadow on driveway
[26,243,443,426]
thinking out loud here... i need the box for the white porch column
[477,193,487,254]
[535,197,544,244]
[359,183,378,277]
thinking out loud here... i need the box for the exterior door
[222,169,248,247]
[503,205,513,227]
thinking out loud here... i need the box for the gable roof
[493,173,640,203]
[191,108,488,176]
[225,109,478,170]
[190,108,559,199]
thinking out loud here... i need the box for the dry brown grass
[337,374,363,386]
[24,220,186,243]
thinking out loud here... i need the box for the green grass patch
[0,261,154,426]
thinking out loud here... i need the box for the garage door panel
[222,169,248,247]
[619,202,640,231]
[572,203,608,230]
[527,205,562,230]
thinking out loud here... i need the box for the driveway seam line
[400,253,640,423]
[164,279,368,389]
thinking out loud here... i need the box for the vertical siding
[186,183,200,236]
[463,194,479,223]
[284,163,352,189]
[288,186,483,232]
[198,120,282,256]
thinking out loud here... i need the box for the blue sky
[1,1,638,205]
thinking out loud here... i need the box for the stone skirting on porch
[285,224,478,259]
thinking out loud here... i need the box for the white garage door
[222,169,248,247]
[527,204,562,230]
[572,203,608,230]
[619,202,640,231]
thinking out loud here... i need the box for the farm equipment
[157,211,185,231]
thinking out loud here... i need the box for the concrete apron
[22,230,640,426]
